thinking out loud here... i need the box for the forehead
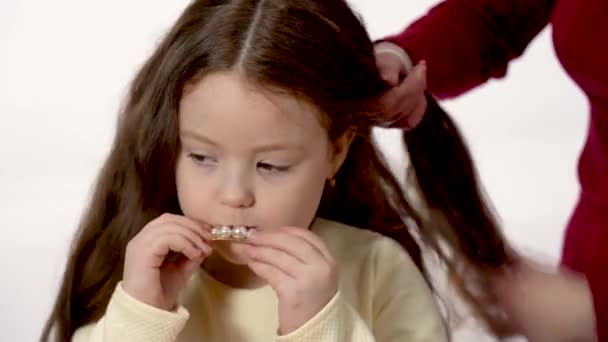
[178,71,327,145]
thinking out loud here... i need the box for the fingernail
[390,74,400,86]
[380,73,397,86]
[416,64,426,77]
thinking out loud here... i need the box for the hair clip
[210,225,254,241]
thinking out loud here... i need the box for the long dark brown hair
[41,0,513,340]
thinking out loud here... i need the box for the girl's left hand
[244,226,338,335]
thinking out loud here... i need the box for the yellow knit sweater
[72,218,447,341]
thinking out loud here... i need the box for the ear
[328,128,356,179]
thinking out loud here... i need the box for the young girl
[41,0,514,341]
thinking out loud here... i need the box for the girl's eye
[257,162,290,173]
[188,153,216,165]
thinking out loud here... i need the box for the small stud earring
[328,178,336,187]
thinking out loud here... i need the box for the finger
[149,233,206,268]
[383,71,400,86]
[387,93,427,130]
[377,61,400,86]
[405,96,427,128]
[248,227,332,265]
[375,52,403,86]
[151,213,212,236]
[181,257,206,275]
[383,87,410,114]
[151,222,211,253]
[380,77,425,127]
[245,244,302,278]
[379,90,406,124]
[283,227,334,262]
[393,62,427,103]
[247,229,321,264]
[416,60,427,85]
[148,213,213,243]
[169,247,208,267]
[248,260,293,293]
[387,112,412,129]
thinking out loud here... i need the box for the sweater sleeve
[71,282,189,342]
[370,237,448,342]
[383,0,556,99]
[275,236,447,342]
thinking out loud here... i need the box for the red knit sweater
[385,0,608,340]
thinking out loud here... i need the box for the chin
[211,241,249,265]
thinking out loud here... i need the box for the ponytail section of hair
[405,93,509,267]
[403,92,515,335]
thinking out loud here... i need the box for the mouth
[210,225,257,241]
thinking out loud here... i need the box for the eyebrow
[180,130,304,153]
[181,130,218,146]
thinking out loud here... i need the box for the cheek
[175,157,209,217]
[263,168,328,228]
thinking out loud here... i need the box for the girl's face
[175,71,351,265]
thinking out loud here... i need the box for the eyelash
[257,162,290,173]
[188,153,216,165]
[187,153,290,173]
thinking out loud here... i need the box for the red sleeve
[383,0,556,99]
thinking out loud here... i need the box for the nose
[219,173,255,209]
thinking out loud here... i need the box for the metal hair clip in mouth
[210,225,255,241]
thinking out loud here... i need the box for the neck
[202,252,266,289]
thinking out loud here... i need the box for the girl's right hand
[122,213,213,311]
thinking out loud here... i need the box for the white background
[0,0,588,340]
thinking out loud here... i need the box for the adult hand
[492,258,597,342]
[374,41,427,129]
